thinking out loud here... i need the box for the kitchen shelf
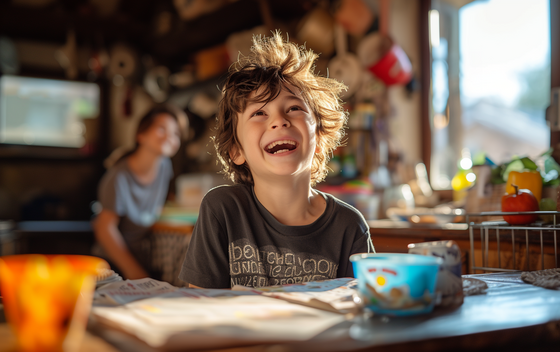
[0,3,149,48]
[0,0,314,65]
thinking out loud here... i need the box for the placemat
[521,268,560,289]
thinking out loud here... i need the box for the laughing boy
[179,32,374,288]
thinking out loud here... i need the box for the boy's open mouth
[265,140,298,155]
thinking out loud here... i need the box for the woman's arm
[93,209,149,279]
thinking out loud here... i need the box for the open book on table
[93,278,257,305]
[94,277,359,315]
[232,278,359,314]
[91,278,347,350]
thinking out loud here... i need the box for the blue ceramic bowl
[350,253,442,316]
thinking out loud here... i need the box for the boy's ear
[229,145,246,165]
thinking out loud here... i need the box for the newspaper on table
[94,278,180,305]
[232,277,359,314]
[94,277,360,314]
[91,278,347,350]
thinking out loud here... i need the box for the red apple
[501,184,539,225]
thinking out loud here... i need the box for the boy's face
[232,85,319,184]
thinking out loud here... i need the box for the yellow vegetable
[505,170,543,202]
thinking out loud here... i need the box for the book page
[91,294,346,350]
[94,278,180,305]
[232,278,359,314]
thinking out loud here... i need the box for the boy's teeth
[273,149,290,154]
[266,140,296,150]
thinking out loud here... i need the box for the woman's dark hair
[105,104,188,168]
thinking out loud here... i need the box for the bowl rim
[349,252,443,265]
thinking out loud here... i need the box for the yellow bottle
[451,169,475,202]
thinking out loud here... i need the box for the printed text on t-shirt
[228,239,339,287]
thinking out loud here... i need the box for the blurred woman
[93,105,188,279]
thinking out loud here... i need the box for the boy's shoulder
[203,183,252,204]
[320,191,370,229]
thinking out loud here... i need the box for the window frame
[420,0,556,191]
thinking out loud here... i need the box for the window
[429,0,551,190]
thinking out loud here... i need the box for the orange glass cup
[0,255,108,352]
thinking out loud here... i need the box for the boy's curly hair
[214,31,348,186]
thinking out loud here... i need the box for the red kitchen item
[358,33,412,86]
[356,0,412,86]
[370,43,412,85]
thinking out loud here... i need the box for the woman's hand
[93,209,150,279]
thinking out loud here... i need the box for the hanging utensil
[328,24,362,98]
[54,30,78,80]
[143,66,171,103]
[333,0,375,36]
[107,44,137,80]
[296,6,335,57]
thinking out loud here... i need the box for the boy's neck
[253,176,326,226]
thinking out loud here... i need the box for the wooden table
[0,326,119,352]
[278,272,560,352]
[2,273,560,351]
[74,272,560,351]
[0,304,118,352]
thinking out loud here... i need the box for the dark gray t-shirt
[179,184,373,288]
[98,157,173,243]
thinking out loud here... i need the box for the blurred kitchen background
[0,0,558,261]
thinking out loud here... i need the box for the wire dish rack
[466,211,560,274]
